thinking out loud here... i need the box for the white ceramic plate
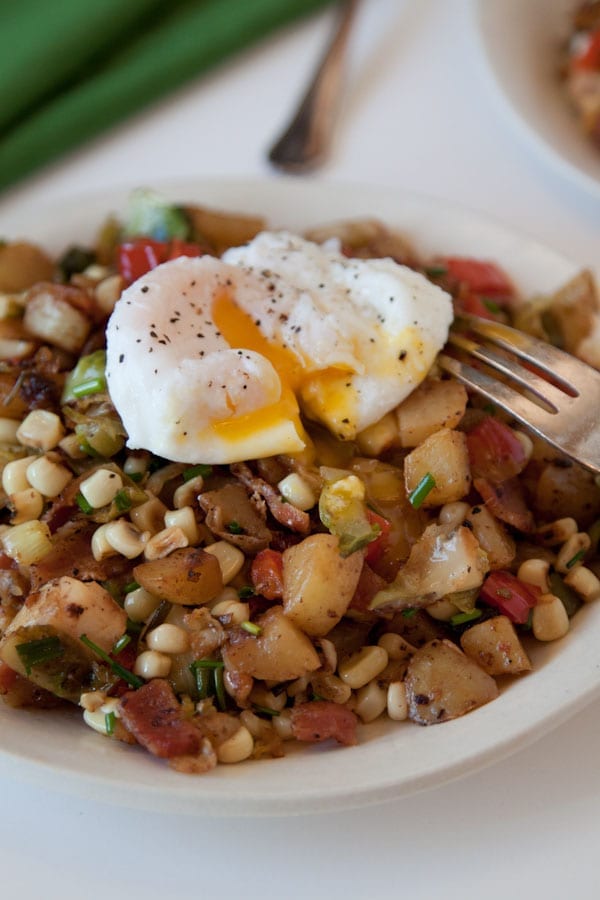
[470,0,600,196]
[0,177,599,817]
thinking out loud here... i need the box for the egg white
[105,232,453,463]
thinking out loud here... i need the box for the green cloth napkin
[0,0,335,193]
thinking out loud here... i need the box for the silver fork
[437,315,600,475]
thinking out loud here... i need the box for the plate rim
[468,0,600,199]
[0,174,599,817]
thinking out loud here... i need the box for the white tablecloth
[1,2,600,896]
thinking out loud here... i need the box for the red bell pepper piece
[441,256,515,300]
[364,510,391,566]
[479,570,540,624]
[571,28,600,71]
[118,237,204,284]
[250,548,284,600]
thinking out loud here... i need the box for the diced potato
[534,461,600,528]
[404,428,471,507]
[370,523,489,610]
[183,205,265,254]
[404,639,498,724]
[223,607,320,682]
[464,504,516,569]
[0,242,54,292]
[460,615,532,676]
[24,285,91,353]
[0,576,127,701]
[282,533,363,636]
[133,547,223,606]
[396,379,468,447]
[1,575,126,654]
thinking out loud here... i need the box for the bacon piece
[467,416,528,483]
[29,522,131,591]
[290,700,358,746]
[474,476,535,533]
[231,463,310,534]
[118,679,201,758]
[198,482,271,552]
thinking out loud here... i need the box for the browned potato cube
[134,547,223,606]
[404,428,471,507]
[464,504,516,569]
[460,615,532,676]
[405,639,498,724]
[222,607,320,681]
[282,533,363,636]
[396,378,468,448]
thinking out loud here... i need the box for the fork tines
[438,315,600,475]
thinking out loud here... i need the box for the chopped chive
[241,621,262,636]
[128,471,143,483]
[114,489,132,512]
[71,377,106,399]
[482,298,501,314]
[238,585,255,599]
[214,665,227,711]
[16,636,64,674]
[408,472,436,509]
[424,265,447,278]
[112,634,131,655]
[189,658,224,701]
[75,491,94,514]
[80,634,143,688]
[402,608,417,619]
[566,549,586,569]
[227,520,244,535]
[252,703,281,717]
[183,463,212,482]
[124,581,139,594]
[104,711,116,735]
[450,608,482,626]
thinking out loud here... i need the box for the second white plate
[470,0,600,197]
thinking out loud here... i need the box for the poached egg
[105,231,453,464]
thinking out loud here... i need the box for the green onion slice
[450,608,482,626]
[566,549,586,569]
[241,621,262,636]
[16,636,64,674]
[105,711,116,736]
[112,634,131,655]
[227,520,244,535]
[252,703,281,717]
[80,634,143,688]
[408,473,436,509]
[183,464,212,482]
[75,491,94,514]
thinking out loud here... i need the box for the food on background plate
[0,188,599,774]
[561,0,600,149]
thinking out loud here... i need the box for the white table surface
[2,1,600,897]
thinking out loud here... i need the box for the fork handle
[268,0,359,172]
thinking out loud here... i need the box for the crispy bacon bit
[29,522,131,590]
[290,700,358,746]
[198,482,271,552]
[231,462,310,534]
[474,476,535,533]
[118,679,201,758]
[467,416,528,483]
